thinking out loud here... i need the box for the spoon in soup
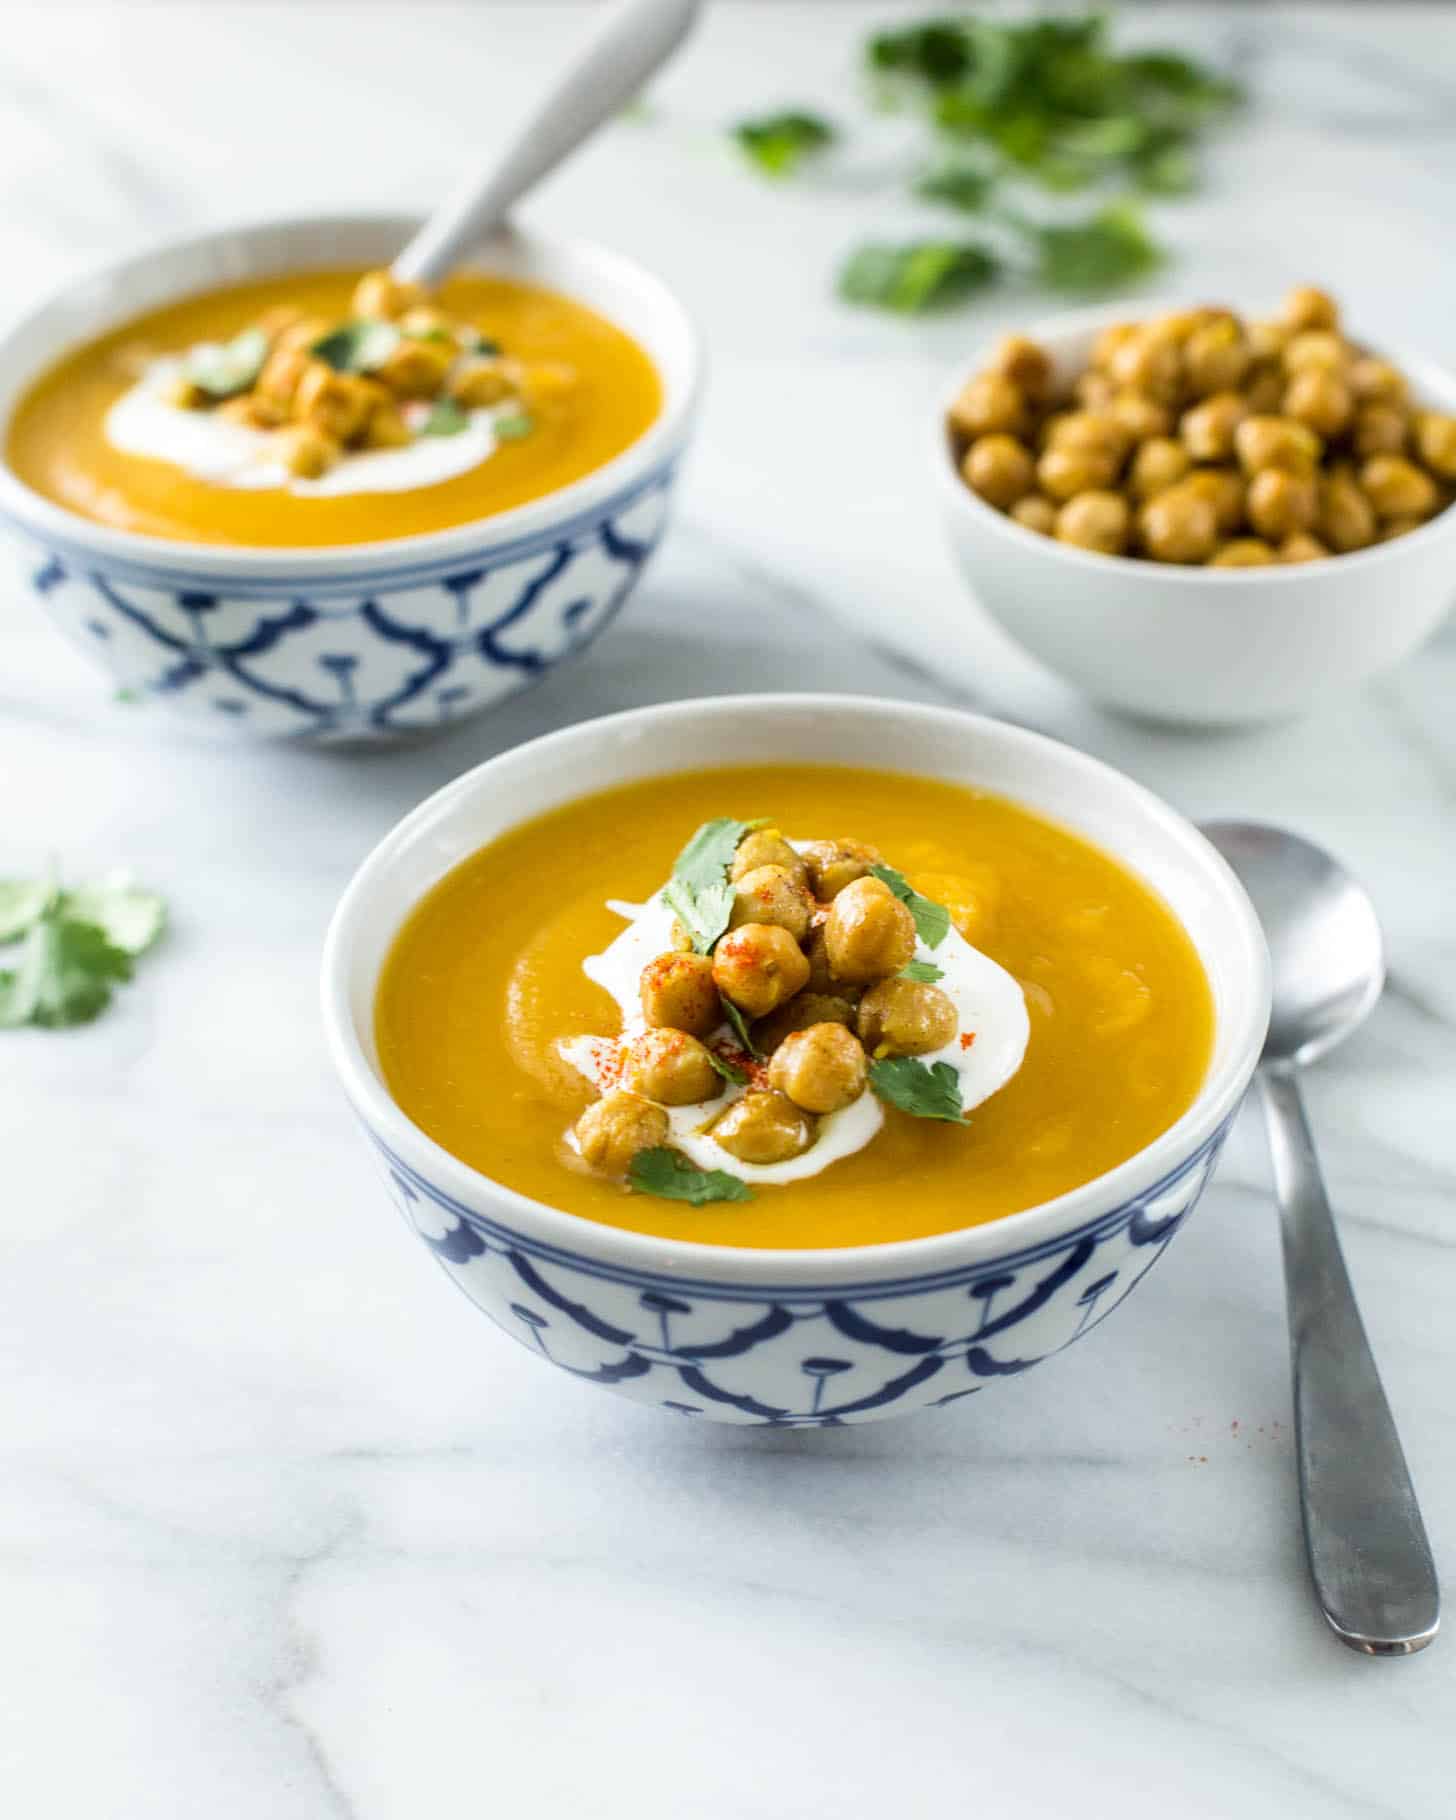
[1203,820,1439,1656]
[393,0,703,288]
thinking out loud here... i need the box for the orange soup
[6,266,661,547]
[375,766,1214,1249]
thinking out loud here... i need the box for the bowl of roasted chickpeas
[936,286,1456,724]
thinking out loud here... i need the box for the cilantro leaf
[183,328,268,400]
[309,320,400,373]
[838,240,999,313]
[0,879,53,943]
[628,1147,753,1205]
[719,996,762,1060]
[732,110,837,178]
[901,959,945,984]
[492,412,534,441]
[1020,202,1163,292]
[914,160,995,213]
[419,398,470,437]
[0,914,133,1029]
[868,1057,969,1125]
[707,1048,750,1086]
[60,873,166,955]
[663,818,765,955]
[869,864,951,949]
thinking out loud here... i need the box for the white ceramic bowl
[321,693,1271,1426]
[0,213,701,742]
[936,302,1456,725]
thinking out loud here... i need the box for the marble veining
[1,6,1453,1818]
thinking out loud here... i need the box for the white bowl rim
[0,209,703,574]
[320,691,1272,1289]
[933,297,1456,585]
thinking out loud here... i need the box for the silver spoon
[394,0,702,288]
[1204,821,1439,1656]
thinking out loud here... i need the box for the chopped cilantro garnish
[309,320,400,374]
[1019,202,1163,292]
[183,328,268,400]
[719,996,761,1060]
[0,871,165,1030]
[732,110,837,177]
[838,240,999,313]
[869,864,951,949]
[707,1048,750,1086]
[914,159,995,213]
[419,398,470,437]
[663,819,765,955]
[629,1147,753,1204]
[493,412,534,441]
[868,1056,969,1124]
[901,959,946,984]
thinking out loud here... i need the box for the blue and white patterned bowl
[0,215,701,743]
[321,695,1271,1424]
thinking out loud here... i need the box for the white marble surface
[2,5,1454,1814]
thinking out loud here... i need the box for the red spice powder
[959,1031,977,1051]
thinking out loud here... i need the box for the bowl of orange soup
[0,214,699,741]
[322,695,1270,1425]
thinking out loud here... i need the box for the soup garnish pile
[375,767,1215,1250]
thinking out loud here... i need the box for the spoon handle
[1257,1065,1439,1654]
[394,0,702,287]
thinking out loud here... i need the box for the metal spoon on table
[1204,820,1439,1657]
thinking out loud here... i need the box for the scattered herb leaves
[869,864,951,949]
[868,1056,969,1124]
[838,239,999,313]
[719,996,762,1060]
[493,412,535,441]
[629,1146,753,1204]
[309,320,400,373]
[1019,201,1163,292]
[183,327,268,399]
[707,1048,750,1086]
[914,159,995,213]
[461,329,502,357]
[403,324,456,346]
[732,110,837,178]
[0,871,165,1029]
[663,818,765,955]
[900,959,946,984]
[419,398,470,437]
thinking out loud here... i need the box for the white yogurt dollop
[105,357,497,497]
[559,851,1031,1187]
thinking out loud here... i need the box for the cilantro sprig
[629,1147,753,1205]
[869,864,951,950]
[719,996,762,1060]
[183,328,268,400]
[662,818,765,955]
[732,110,837,178]
[0,871,165,1030]
[839,241,999,314]
[309,320,401,374]
[707,1048,750,1087]
[901,959,945,984]
[868,1057,969,1125]
[419,398,470,437]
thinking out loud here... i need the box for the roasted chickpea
[712,924,810,1018]
[1348,356,1408,406]
[1037,443,1119,503]
[711,1090,814,1165]
[1183,318,1249,398]
[1209,538,1277,567]
[276,424,340,479]
[294,364,372,443]
[1246,319,1290,363]
[754,992,857,1055]
[1047,411,1131,462]
[1108,390,1172,441]
[1181,467,1245,534]
[1010,494,1058,536]
[352,268,429,320]
[276,316,332,354]
[376,336,453,400]
[1128,437,1192,501]
[1280,285,1339,335]
[1360,454,1438,520]
[1246,467,1319,540]
[574,1090,669,1177]
[1378,516,1424,543]
[363,404,412,449]
[1138,486,1218,564]
[767,1023,868,1114]
[1234,415,1321,475]
[1055,490,1129,555]
[1353,404,1408,459]
[1180,392,1246,462]
[731,830,808,886]
[801,839,880,901]
[1283,368,1352,438]
[1279,531,1330,563]
[1318,471,1376,552]
[823,876,917,985]
[218,393,284,430]
[857,978,958,1057]
[623,1028,721,1106]
[256,304,304,343]
[729,864,814,942]
[256,344,309,408]
[961,434,1036,510]
[1108,329,1181,404]
[803,925,838,995]
[990,334,1054,400]
[1414,412,1456,480]
[947,371,1026,441]
[1282,331,1347,376]
[1090,321,1139,371]
[1073,370,1117,411]
[639,951,720,1038]
[449,357,514,408]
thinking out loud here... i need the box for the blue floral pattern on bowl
[7,464,674,742]
[367,1117,1232,1426]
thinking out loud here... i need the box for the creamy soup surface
[375,766,1215,1250]
[6,267,661,547]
